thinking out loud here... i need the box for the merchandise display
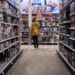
[21,0,59,44]
[21,20,58,44]
[38,20,58,44]
[21,20,29,44]
[57,0,75,74]
[0,0,21,75]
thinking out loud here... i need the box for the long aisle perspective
[6,45,71,75]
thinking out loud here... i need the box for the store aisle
[6,45,71,75]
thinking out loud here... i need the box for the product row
[0,44,20,63]
[22,26,58,34]
[60,24,70,33]
[0,12,19,23]
[0,37,20,50]
[39,33,58,43]
[60,0,72,8]
[59,44,75,68]
[60,1,75,22]
[0,0,17,16]
[0,24,19,40]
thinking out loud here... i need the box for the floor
[6,45,71,75]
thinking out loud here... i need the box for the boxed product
[1,43,4,50]
[15,44,20,53]
[3,12,7,22]
[2,1,7,10]
[0,1,3,9]
[5,41,10,47]
[1,28,7,39]
[7,26,12,38]
[71,30,75,37]
[9,47,16,58]
[13,19,17,24]
[7,16,11,23]
[62,0,68,7]
[70,1,75,13]
[0,13,3,22]
[4,50,10,61]
[70,1,75,22]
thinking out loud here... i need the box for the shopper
[31,18,40,48]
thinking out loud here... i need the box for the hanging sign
[32,0,41,6]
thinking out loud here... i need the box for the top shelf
[6,0,18,10]
[59,21,71,25]
[60,0,73,12]
[70,12,75,17]
[0,10,19,19]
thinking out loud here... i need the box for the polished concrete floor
[6,45,71,75]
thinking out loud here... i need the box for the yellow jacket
[31,21,40,36]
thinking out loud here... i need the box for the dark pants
[32,35,39,48]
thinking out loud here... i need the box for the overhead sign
[20,0,59,14]
[46,0,59,13]
[32,0,41,6]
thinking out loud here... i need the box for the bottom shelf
[38,42,58,45]
[0,50,23,75]
[57,50,75,75]
[21,42,58,45]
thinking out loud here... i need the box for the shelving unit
[39,20,58,45]
[21,20,29,44]
[0,0,22,75]
[57,0,75,74]
[21,13,59,45]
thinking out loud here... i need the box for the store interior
[21,0,59,44]
[0,0,75,75]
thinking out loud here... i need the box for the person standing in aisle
[31,18,40,48]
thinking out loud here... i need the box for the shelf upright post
[28,0,32,49]
[16,0,21,51]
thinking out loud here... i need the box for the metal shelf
[0,36,19,43]
[0,50,22,75]
[59,21,71,25]
[0,22,19,27]
[6,0,18,10]
[0,41,20,53]
[10,41,20,47]
[38,42,57,45]
[70,12,75,17]
[11,23,19,26]
[59,33,70,37]
[22,36,29,38]
[69,37,75,41]
[7,13,18,19]
[59,41,75,52]
[0,22,7,24]
[57,50,75,72]
[0,1,20,75]
[60,0,73,11]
